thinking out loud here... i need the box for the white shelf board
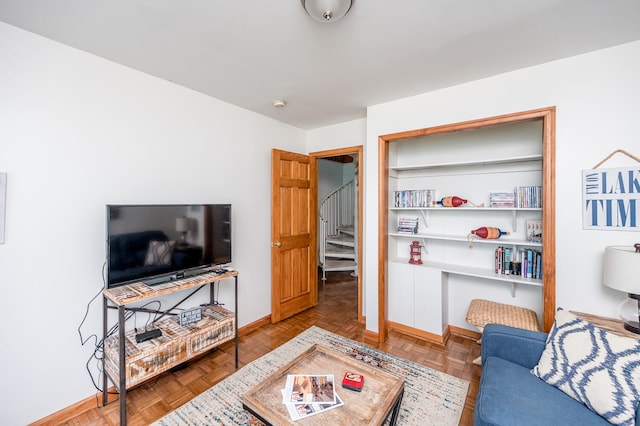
[389,232,542,247]
[390,154,542,171]
[390,207,541,212]
[389,257,543,288]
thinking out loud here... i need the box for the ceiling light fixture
[301,0,353,23]
[273,100,286,108]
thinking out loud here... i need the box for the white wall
[362,40,640,332]
[0,22,305,425]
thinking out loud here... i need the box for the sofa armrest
[482,324,548,369]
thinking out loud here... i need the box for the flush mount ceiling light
[301,0,353,23]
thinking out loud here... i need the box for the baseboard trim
[449,325,481,341]
[238,314,271,337]
[388,321,450,345]
[363,329,378,344]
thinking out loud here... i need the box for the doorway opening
[311,146,364,323]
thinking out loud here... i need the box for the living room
[2,2,640,425]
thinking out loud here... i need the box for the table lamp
[602,243,640,334]
[176,217,189,245]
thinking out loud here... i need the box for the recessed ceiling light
[273,100,286,108]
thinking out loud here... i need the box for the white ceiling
[1,0,640,130]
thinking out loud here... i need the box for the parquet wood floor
[36,271,481,425]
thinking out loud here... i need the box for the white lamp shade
[603,245,640,294]
[176,217,189,233]
[302,0,352,23]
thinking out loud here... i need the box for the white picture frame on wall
[0,173,6,244]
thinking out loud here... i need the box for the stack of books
[282,374,343,421]
[397,217,419,234]
[489,191,515,208]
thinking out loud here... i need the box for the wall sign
[583,166,640,230]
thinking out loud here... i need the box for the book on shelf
[518,248,542,279]
[397,216,419,234]
[494,246,512,275]
[526,219,542,243]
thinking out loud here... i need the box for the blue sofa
[474,324,640,426]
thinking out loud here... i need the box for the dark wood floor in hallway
[40,271,481,425]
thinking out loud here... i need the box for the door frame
[310,145,364,323]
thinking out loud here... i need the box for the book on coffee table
[283,374,336,404]
[280,389,344,421]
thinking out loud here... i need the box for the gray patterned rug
[154,326,469,425]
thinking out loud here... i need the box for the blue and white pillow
[531,309,640,425]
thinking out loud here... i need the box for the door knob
[273,241,282,247]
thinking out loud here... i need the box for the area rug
[154,326,469,425]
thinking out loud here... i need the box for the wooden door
[271,149,318,322]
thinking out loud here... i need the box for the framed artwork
[0,173,5,243]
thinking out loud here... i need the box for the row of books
[495,246,542,279]
[515,186,542,208]
[393,189,437,208]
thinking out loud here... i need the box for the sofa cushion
[531,309,640,426]
[476,355,610,426]
[144,240,176,266]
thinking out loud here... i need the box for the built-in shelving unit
[377,107,556,344]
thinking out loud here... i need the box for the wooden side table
[572,311,640,340]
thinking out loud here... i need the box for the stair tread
[325,246,355,255]
[323,259,357,271]
[326,235,355,247]
[337,225,355,236]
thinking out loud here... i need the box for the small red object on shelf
[436,196,467,207]
[470,227,510,239]
[409,240,424,264]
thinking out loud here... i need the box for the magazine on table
[283,374,336,404]
[280,389,344,421]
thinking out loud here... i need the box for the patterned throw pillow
[531,309,640,425]
[144,240,175,266]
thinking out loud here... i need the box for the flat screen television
[105,204,231,288]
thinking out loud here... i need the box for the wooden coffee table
[243,344,404,425]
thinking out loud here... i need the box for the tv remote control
[135,328,162,343]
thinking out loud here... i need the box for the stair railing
[319,179,355,278]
